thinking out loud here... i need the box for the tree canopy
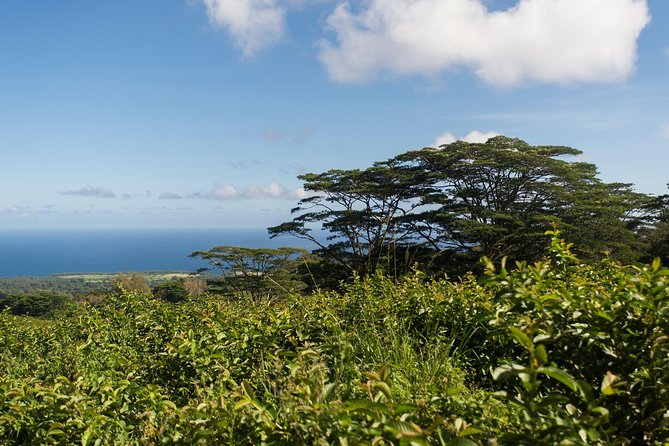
[189,246,308,302]
[270,136,651,279]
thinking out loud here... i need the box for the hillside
[0,236,667,444]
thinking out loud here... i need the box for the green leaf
[575,380,595,405]
[509,327,532,350]
[241,381,255,400]
[458,427,483,436]
[492,364,525,381]
[535,344,548,365]
[448,439,479,446]
[344,399,391,415]
[536,366,577,391]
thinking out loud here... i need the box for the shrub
[152,281,189,303]
[110,272,151,296]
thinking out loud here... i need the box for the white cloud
[289,188,311,200]
[319,0,650,86]
[245,180,285,198]
[59,186,116,199]
[159,192,184,200]
[185,181,309,200]
[206,184,240,199]
[434,131,457,146]
[434,130,500,146]
[0,206,21,216]
[203,0,286,56]
[0,206,34,217]
[461,130,500,143]
[660,122,669,139]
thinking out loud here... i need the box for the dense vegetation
[0,235,667,444]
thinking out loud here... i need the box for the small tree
[182,276,207,297]
[189,246,307,302]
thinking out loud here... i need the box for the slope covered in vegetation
[0,235,667,445]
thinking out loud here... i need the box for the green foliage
[1,236,667,444]
[152,281,189,302]
[268,164,431,278]
[641,183,669,264]
[0,291,75,318]
[483,231,669,443]
[271,136,651,282]
[110,272,152,296]
[0,276,108,296]
[190,246,308,302]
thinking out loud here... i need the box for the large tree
[392,137,580,261]
[640,183,669,264]
[270,136,649,279]
[268,163,431,277]
[394,136,648,264]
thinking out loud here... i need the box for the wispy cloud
[228,158,308,175]
[291,126,314,145]
[159,192,184,200]
[121,192,151,199]
[262,129,284,142]
[0,206,23,216]
[434,130,500,146]
[261,126,315,145]
[660,122,669,139]
[59,186,116,199]
[318,0,650,86]
[203,0,286,56]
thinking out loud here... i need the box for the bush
[152,281,189,303]
[110,272,151,296]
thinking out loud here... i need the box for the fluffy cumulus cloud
[59,186,116,199]
[184,181,308,200]
[203,0,286,56]
[203,184,241,200]
[318,0,650,86]
[245,181,286,198]
[434,130,500,146]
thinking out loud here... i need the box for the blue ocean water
[0,229,316,277]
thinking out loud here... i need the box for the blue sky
[0,0,667,229]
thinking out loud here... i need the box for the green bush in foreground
[0,235,667,444]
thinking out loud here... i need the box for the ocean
[0,229,316,277]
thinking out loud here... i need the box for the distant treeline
[0,272,204,317]
[0,276,108,296]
